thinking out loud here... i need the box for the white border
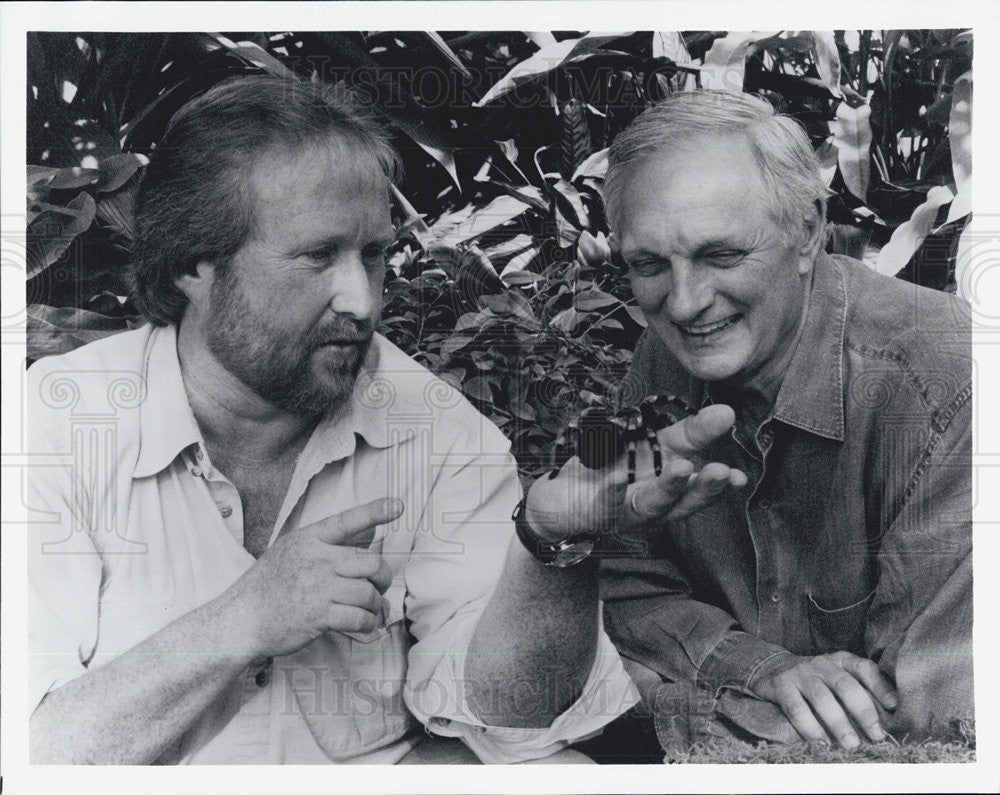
[3,2,999,793]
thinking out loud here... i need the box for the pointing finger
[305,498,404,547]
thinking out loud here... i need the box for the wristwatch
[512,497,599,567]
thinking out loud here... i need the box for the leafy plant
[24,30,974,478]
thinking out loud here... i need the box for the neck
[176,317,322,467]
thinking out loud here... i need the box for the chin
[677,355,745,384]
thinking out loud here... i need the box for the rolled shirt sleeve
[601,556,789,696]
[401,429,638,763]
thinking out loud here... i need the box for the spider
[549,394,696,484]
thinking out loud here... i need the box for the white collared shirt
[27,323,637,764]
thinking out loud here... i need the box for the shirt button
[190,466,203,478]
[254,658,273,687]
[770,591,782,603]
[219,504,233,518]
[759,499,771,510]
[431,717,451,727]
[195,447,204,461]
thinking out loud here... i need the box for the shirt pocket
[806,589,876,656]
[344,582,416,749]
[291,581,416,759]
[340,579,406,643]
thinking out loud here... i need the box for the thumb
[304,498,404,548]
[658,404,735,456]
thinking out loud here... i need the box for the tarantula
[549,394,697,484]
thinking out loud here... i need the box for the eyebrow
[298,227,396,252]
[692,238,743,255]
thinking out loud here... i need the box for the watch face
[552,540,596,567]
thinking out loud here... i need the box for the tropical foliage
[25,30,973,478]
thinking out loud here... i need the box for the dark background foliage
[26,30,973,480]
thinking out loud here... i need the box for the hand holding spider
[524,400,748,543]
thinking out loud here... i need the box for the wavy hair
[129,75,401,325]
[604,90,826,240]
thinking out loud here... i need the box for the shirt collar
[298,334,408,472]
[133,324,203,478]
[771,252,847,441]
[133,327,408,480]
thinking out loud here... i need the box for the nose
[666,261,713,323]
[329,255,376,321]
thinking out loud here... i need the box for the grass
[661,721,976,764]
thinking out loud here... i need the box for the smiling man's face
[615,134,818,394]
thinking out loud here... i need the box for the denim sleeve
[865,391,973,737]
[601,556,790,695]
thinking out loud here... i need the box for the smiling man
[27,75,657,764]
[596,90,973,753]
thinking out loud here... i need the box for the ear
[174,261,217,312]
[796,199,826,276]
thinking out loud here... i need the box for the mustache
[309,317,374,346]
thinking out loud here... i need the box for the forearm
[465,537,599,728]
[30,592,256,764]
[601,557,788,692]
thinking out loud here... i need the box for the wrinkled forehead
[618,138,768,219]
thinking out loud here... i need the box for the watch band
[512,497,598,567]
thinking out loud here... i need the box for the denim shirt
[601,253,973,738]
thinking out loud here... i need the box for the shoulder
[833,256,971,425]
[27,325,156,423]
[361,334,512,456]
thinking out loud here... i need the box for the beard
[205,268,374,416]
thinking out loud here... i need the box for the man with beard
[26,76,743,765]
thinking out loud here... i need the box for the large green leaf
[479,291,536,322]
[571,148,608,183]
[26,192,97,278]
[943,70,972,229]
[815,139,838,187]
[431,195,532,248]
[96,179,139,240]
[48,167,102,190]
[97,153,147,193]
[208,34,297,79]
[418,31,472,80]
[700,32,775,91]
[575,288,620,311]
[474,33,633,107]
[875,185,954,276]
[832,102,872,200]
[549,179,589,230]
[652,30,693,63]
[810,31,842,98]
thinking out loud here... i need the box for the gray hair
[604,90,826,239]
